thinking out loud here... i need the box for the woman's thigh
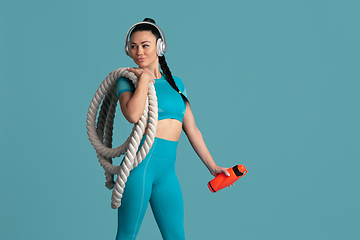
[116,153,154,240]
[150,171,185,240]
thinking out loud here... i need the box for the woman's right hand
[119,68,155,124]
[127,68,155,84]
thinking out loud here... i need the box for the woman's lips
[138,58,146,62]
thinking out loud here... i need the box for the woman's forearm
[186,126,217,172]
[120,75,152,123]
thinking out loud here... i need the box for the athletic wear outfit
[115,74,187,240]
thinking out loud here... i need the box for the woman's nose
[137,47,143,55]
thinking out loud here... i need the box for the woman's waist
[144,119,182,142]
[139,134,179,159]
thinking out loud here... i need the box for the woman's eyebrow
[130,41,151,45]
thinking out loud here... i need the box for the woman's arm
[182,102,230,177]
[119,69,154,124]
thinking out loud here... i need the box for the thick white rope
[86,67,158,209]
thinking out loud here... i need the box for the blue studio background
[1,0,359,239]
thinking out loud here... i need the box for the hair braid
[159,55,188,102]
[131,18,188,102]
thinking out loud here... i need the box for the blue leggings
[116,137,185,240]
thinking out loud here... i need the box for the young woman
[116,18,231,240]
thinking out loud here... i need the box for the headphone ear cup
[125,42,131,57]
[156,38,165,57]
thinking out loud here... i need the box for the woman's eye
[130,45,136,49]
[143,45,149,48]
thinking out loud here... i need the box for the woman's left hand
[210,165,229,177]
[210,165,235,187]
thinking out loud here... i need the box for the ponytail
[159,55,188,103]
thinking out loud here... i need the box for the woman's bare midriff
[145,119,182,142]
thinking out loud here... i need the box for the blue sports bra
[116,74,187,123]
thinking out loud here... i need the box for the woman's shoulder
[172,75,185,88]
[116,77,135,96]
[118,76,133,83]
[117,77,135,87]
[172,75,187,97]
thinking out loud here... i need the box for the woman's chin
[134,62,147,69]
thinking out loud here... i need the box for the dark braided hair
[131,18,188,103]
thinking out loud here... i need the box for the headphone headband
[124,21,167,57]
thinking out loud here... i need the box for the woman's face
[129,31,158,70]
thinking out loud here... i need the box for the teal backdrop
[1,0,359,239]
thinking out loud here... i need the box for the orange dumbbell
[208,164,247,193]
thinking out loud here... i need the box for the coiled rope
[86,67,158,209]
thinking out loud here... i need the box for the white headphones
[124,21,167,58]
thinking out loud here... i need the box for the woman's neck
[142,66,161,79]
[153,68,162,79]
[141,59,161,79]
